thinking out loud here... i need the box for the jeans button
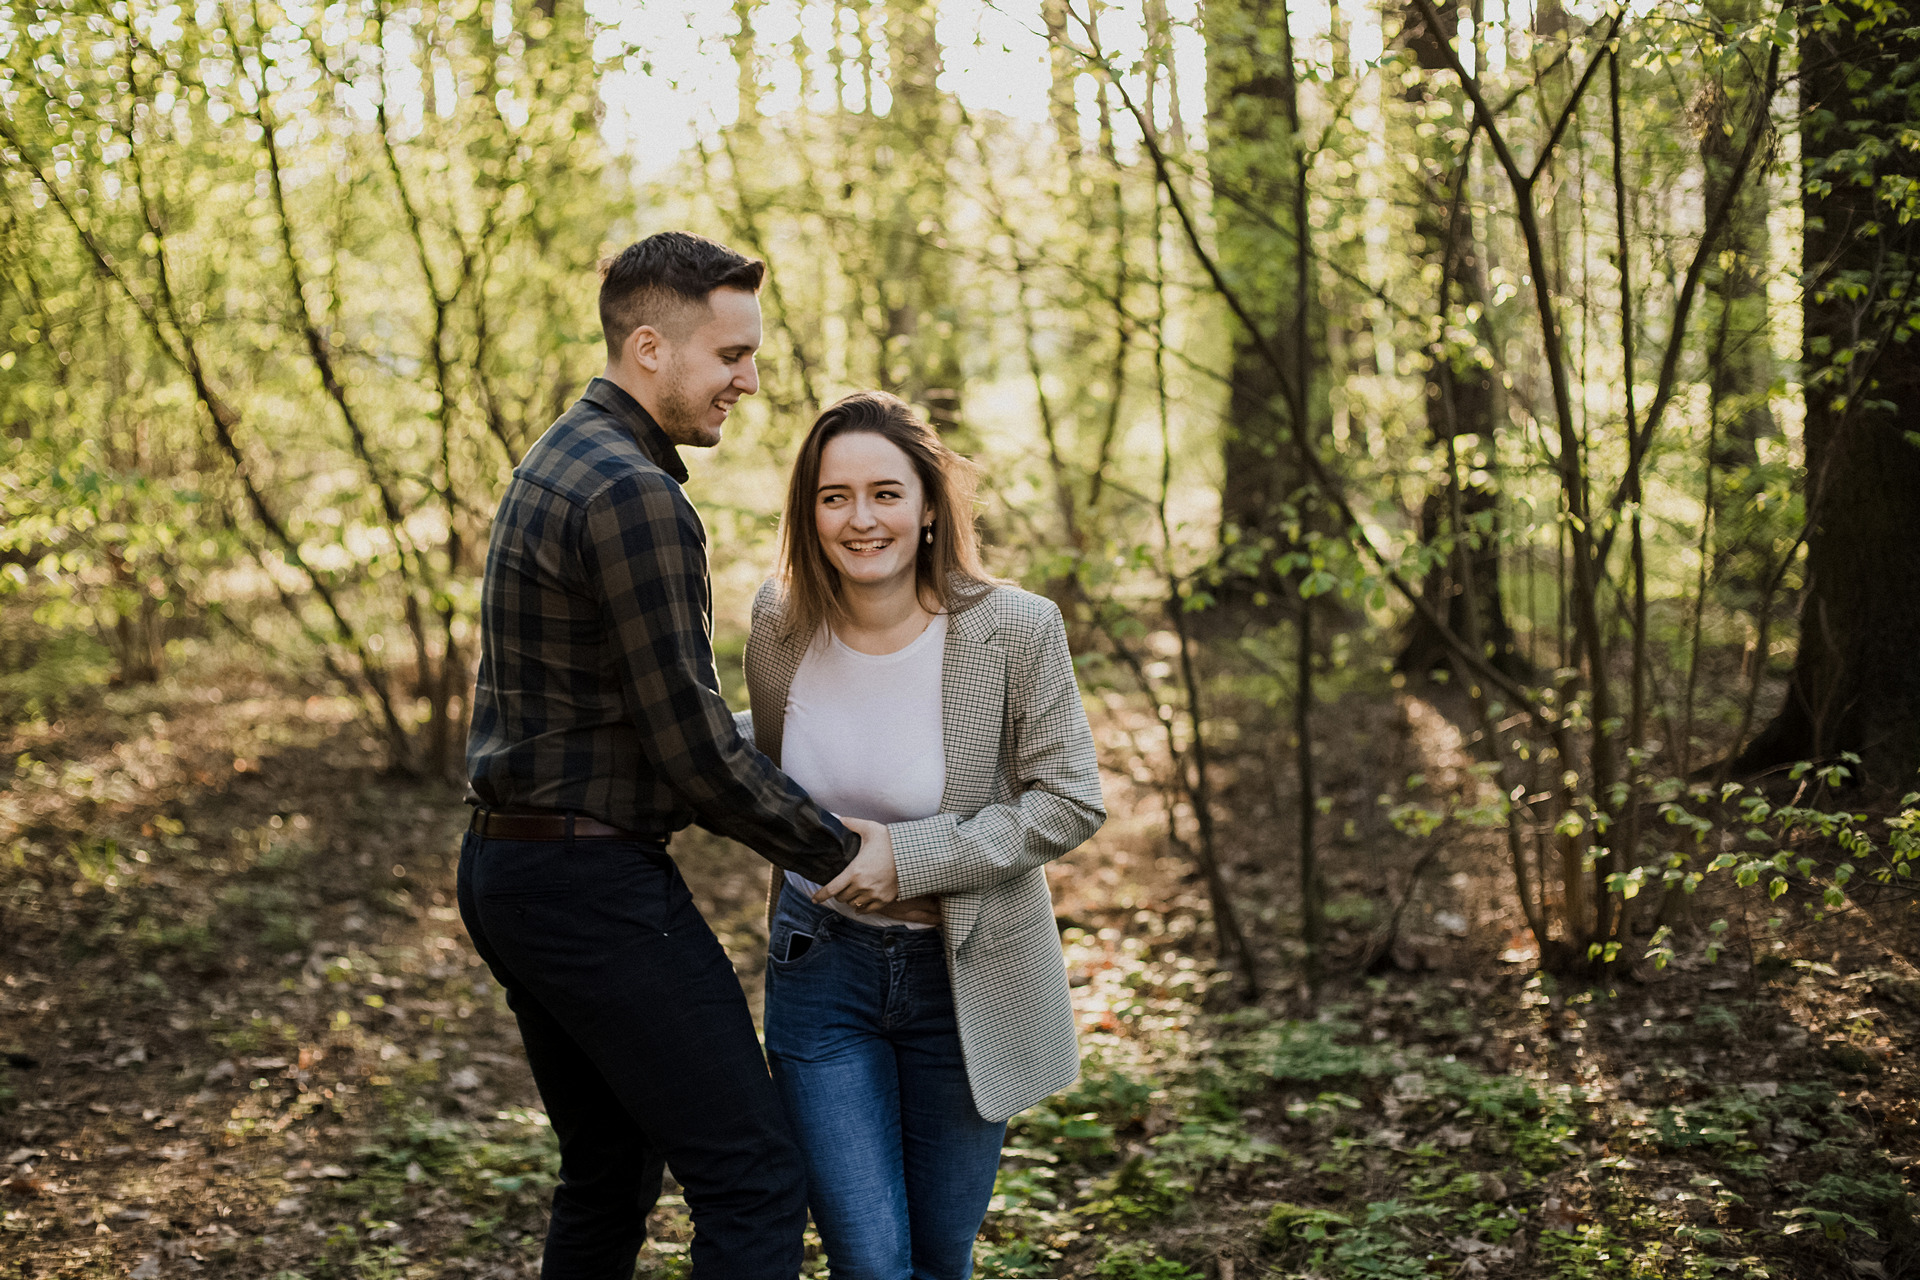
[883,934,896,949]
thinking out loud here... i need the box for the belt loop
[564,812,575,845]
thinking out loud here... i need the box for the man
[461,231,860,1278]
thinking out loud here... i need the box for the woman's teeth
[845,539,891,552]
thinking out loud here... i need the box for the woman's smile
[815,432,930,591]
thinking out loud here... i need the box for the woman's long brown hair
[776,391,993,642]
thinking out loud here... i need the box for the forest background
[1,0,1918,1275]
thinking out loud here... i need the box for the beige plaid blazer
[742,579,1106,1124]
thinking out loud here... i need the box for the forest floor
[0,647,1916,1280]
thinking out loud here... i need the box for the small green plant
[68,835,121,887]
[973,1235,1061,1278]
[1006,1102,1117,1163]
[1785,1167,1911,1217]
[1264,1201,1351,1246]
[1148,1116,1279,1172]
[1079,1153,1189,1224]
[1090,1242,1201,1280]
[345,1234,410,1280]
[1064,1064,1159,1127]
[1444,1067,1582,1175]
[1266,1200,1440,1278]
[1249,1016,1394,1087]
[351,1105,559,1211]
[1778,1205,1879,1243]
[1693,1003,1741,1036]
[1538,1224,1631,1279]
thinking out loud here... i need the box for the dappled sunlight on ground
[0,655,1914,1278]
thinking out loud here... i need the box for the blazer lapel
[939,602,1006,812]
[752,589,1007,953]
[936,600,1006,953]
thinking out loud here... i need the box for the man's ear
[626,324,664,374]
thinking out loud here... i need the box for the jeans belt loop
[564,812,575,845]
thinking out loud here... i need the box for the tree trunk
[1740,5,1920,786]
[1393,0,1525,681]
[881,0,963,434]
[1205,0,1321,585]
[1698,0,1777,595]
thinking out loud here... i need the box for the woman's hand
[817,816,899,911]
[870,895,942,926]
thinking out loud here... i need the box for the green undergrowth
[0,615,112,723]
[265,1103,561,1280]
[973,988,1912,1279]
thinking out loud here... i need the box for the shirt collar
[582,377,690,484]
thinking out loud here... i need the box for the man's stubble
[653,352,723,450]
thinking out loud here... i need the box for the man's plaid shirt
[465,378,857,885]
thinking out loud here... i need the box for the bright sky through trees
[586,0,1206,170]
[575,0,1628,176]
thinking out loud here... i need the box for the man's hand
[816,816,899,911]
[871,895,942,926]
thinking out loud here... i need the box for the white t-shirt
[782,614,947,929]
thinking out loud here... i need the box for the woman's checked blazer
[742,578,1106,1125]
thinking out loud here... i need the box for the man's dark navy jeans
[456,830,808,1279]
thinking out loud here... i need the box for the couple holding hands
[458,230,1105,1279]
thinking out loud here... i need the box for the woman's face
[814,431,931,594]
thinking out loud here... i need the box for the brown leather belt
[468,809,648,841]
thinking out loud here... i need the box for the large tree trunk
[1392,0,1525,681]
[1740,4,1920,787]
[1205,0,1322,585]
[881,0,963,434]
[1698,0,1778,595]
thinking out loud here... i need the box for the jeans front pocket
[768,916,830,970]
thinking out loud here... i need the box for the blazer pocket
[975,870,1056,944]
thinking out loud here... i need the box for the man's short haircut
[598,232,765,356]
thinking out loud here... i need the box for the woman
[742,390,1105,1279]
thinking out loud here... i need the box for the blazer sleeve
[888,602,1105,898]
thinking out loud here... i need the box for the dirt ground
[1,652,1916,1278]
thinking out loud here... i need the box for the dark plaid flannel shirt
[465,378,857,885]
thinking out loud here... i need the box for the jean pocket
[769,922,827,968]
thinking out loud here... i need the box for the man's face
[653,288,763,448]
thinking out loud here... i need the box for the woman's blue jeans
[764,884,1006,1280]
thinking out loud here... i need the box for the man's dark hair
[598,232,764,357]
